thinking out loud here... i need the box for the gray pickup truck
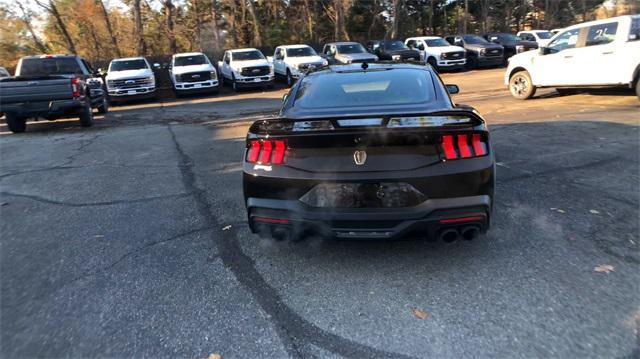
[0,55,108,133]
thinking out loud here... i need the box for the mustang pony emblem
[353,150,367,165]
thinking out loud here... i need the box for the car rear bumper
[246,194,491,240]
[0,99,85,117]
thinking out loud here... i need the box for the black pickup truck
[0,55,107,133]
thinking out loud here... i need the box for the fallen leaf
[589,209,600,214]
[412,308,429,320]
[206,354,222,359]
[222,225,232,231]
[594,264,614,273]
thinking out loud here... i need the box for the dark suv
[483,33,538,63]
[444,35,504,68]
[365,40,420,62]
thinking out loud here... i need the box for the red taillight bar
[246,139,286,165]
[442,134,488,160]
[71,78,81,98]
[253,216,291,224]
[439,216,484,224]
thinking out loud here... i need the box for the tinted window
[286,47,316,57]
[232,51,264,61]
[631,18,640,41]
[19,57,83,76]
[535,31,552,39]
[586,22,618,46]
[498,34,520,42]
[337,43,366,54]
[462,35,489,44]
[426,38,449,47]
[294,69,435,109]
[548,28,580,52]
[382,40,408,50]
[174,55,208,66]
[109,59,148,71]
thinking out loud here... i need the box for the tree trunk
[17,2,48,53]
[463,0,468,33]
[246,0,262,47]
[391,0,400,39]
[193,0,202,51]
[443,2,448,34]
[164,0,177,54]
[97,0,121,57]
[133,0,146,55]
[211,0,221,52]
[303,0,314,42]
[429,0,434,34]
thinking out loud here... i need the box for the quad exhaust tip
[439,225,481,242]
[460,226,480,241]
[439,228,460,243]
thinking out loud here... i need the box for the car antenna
[361,62,368,71]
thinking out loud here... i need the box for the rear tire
[427,57,438,72]
[232,74,239,91]
[78,103,93,127]
[5,113,26,133]
[286,70,294,87]
[509,70,536,100]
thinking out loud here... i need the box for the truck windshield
[535,31,552,39]
[286,47,316,57]
[425,38,450,47]
[19,58,83,76]
[294,69,435,109]
[109,59,148,71]
[462,35,489,44]
[382,41,408,50]
[233,51,265,61]
[174,55,208,66]
[337,44,367,54]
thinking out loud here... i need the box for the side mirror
[96,68,105,76]
[162,63,169,69]
[153,63,161,69]
[445,84,459,94]
[539,47,551,55]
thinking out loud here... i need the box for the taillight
[441,134,488,160]
[246,139,287,165]
[71,78,81,98]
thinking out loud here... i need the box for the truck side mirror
[539,47,550,55]
[445,84,459,94]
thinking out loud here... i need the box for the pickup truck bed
[0,76,84,118]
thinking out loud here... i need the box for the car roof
[520,30,550,33]
[228,48,261,53]
[327,42,361,46]
[564,14,638,30]
[173,52,205,57]
[277,44,311,49]
[111,57,146,62]
[407,36,444,40]
[22,54,77,59]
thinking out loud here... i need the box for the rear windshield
[382,40,408,50]
[19,58,83,76]
[286,47,316,57]
[174,55,208,66]
[294,69,435,109]
[426,38,449,47]
[233,51,264,61]
[337,43,367,54]
[463,35,489,44]
[109,59,148,71]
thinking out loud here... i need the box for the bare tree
[96,0,121,57]
[303,0,314,42]
[164,0,178,53]
[16,2,48,53]
[211,0,221,51]
[390,0,401,38]
[463,0,468,33]
[132,0,146,55]
[34,0,76,53]
[246,0,262,47]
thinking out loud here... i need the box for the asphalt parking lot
[1,68,639,358]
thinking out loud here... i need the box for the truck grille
[178,71,211,82]
[297,63,324,71]
[441,51,465,60]
[107,77,153,89]
[485,48,503,57]
[241,66,270,77]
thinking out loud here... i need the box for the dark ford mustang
[243,63,495,242]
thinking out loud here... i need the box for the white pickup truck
[405,36,466,71]
[169,52,219,95]
[105,57,157,104]
[271,45,327,86]
[218,48,274,91]
[506,15,640,100]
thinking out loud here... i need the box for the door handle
[602,51,614,55]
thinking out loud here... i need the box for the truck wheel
[509,70,536,100]
[5,113,26,133]
[232,75,239,91]
[636,79,639,100]
[78,103,93,127]
[427,57,438,72]
[97,97,109,114]
[286,70,294,87]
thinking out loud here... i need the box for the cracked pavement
[1,68,639,358]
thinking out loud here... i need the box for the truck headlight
[479,48,486,56]
[174,74,181,82]
[392,55,401,61]
[210,70,216,78]
[516,45,524,53]
[322,59,328,66]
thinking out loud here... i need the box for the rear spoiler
[249,110,485,135]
